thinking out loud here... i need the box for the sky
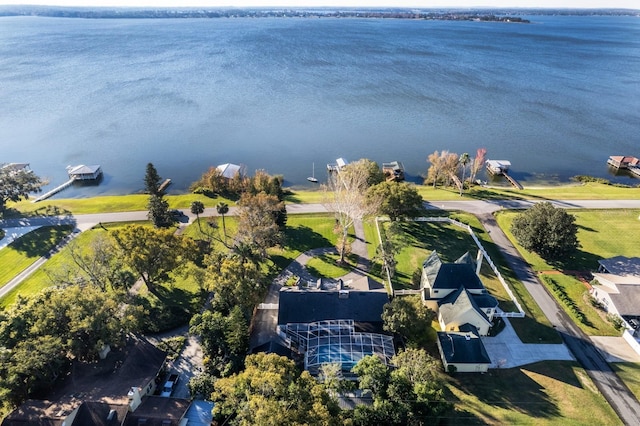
[0,0,637,10]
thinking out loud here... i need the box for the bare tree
[426,150,443,188]
[469,147,487,184]
[323,160,382,264]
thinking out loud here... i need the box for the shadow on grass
[9,225,75,257]
[447,361,576,422]
[284,225,332,253]
[510,316,561,344]
[394,222,478,262]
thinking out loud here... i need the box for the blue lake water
[0,15,639,197]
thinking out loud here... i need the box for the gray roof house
[591,257,640,330]
[436,330,492,373]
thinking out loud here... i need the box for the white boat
[307,162,318,183]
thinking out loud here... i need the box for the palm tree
[190,201,205,234]
[216,202,229,241]
[459,152,470,196]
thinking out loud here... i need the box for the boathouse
[608,156,640,169]
[66,164,102,181]
[382,161,405,181]
[485,160,511,175]
[216,163,244,179]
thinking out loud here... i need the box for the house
[607,156,640,169]
[2,336,169,426]
[436,330,491,373]
[274,278,394,377]
[591,257,640,332]
[421,250,498,334]
[421,251,498,373]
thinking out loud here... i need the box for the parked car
[169,209,185,219]
[160,373,180,397]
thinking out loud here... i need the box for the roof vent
[339,290,349,299]
[465,334,471,340]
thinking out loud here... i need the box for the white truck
[160,373,179,397]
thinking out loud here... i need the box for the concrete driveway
[483,318,574,369]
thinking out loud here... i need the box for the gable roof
[70,402,129,426]
[598,256,640,277]
[608,285,640,317]
[216,163,242,179]
[438,288,492,326]
[123,397,191,426]
[423,251,484,292]
[437,331,491,364]
[277,290,389,325]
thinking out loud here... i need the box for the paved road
[478,212,640,425]
[2,198,640,421]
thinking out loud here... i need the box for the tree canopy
[382,295,435,347]
[510,202,579,261]
[112,224,198,292]
[0,165,46,215]
[351,349,449,425]
[211,353,340,426]
[367,181,425,221]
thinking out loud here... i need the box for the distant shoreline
[1,6,638,20]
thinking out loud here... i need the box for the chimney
[128,386,142,412]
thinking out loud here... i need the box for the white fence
[376,216,525,318]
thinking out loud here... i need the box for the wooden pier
[503,171,523,190]
[32,164,103,203]
[32,179,75,203]
[159,178,172,192]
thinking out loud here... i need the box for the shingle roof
[437,331,491,364]
[598,257,640,277]
[70,402,129,426]
[277,290,389,325]
[123,397,191,426]
[422,251,484,292]
[438,288,492,326]
[609,285,640,317]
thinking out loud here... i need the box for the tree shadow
[284,225,332,252]
[9,224,75,257]
[450,362,567,420]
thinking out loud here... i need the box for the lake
[0,15,638,197]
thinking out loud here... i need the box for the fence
[376,216,525,318]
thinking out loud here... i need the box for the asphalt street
[2,197,640,422]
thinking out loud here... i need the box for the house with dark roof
[2,336,170,426]
[421,251,498,335]
[591,257,640,332]
[436,330,491,373]
[275,279,393,377]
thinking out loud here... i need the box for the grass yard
[540,274,620,336]
[0,221,149,308]
[611,363,640,402]
[495,209,640,337]
[268,213,340,271]
[6,193,235,217]
[494,209,640,272]
[0,225,74,289]
[370,213,559,343]
[444,361,619,425]
[305,253,354,279]
[182,215,239,252]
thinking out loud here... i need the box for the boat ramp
[486,160,523,190]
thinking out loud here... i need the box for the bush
[542,276,587,324]
[607,313,625,331]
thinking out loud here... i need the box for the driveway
[483,318,574,369]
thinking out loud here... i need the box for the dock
[486,159,523,189]
[159,178,172,192]
[382,161,405,181]
[327,157,349,173]
[32,164,103,203]
[608,156,640,178]
[503,171,523,190]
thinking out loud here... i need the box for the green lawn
[0,225,74,289]
[0,222,149,308]
[444,361,619,425]
[495,209,640,337]
[611,363,640,402]
[306,253,354,279]
[540,274,620,336]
